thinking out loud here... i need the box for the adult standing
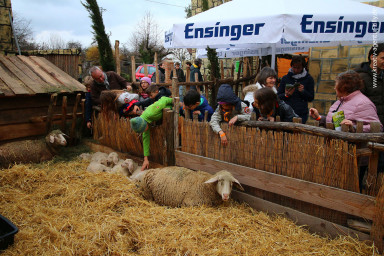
[170,62,186,101]
[277,56,315,124]
[190,58,204,91]
[255,67,278,93]
[355,43,384,125]
[151,62,166,83]
[89,66,133,107]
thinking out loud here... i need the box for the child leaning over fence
[209,84,251,146]
[180,89,214,122]
[130,96,173,171]
[134,84,171,110]
[253,87,298,122]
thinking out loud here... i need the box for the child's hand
[267,116,275,122]
[309,108,319,119]
[141,156,149,171]
[220,134,228,146]
[229,116,238,126]
[193,110,201,116]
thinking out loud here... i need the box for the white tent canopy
[165,0,384,64]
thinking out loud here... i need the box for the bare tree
[12,12,39,50]
[67,40,83,51]
[168,48,192,63]
[128,11,168,63]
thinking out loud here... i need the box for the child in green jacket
[130,96,173,171]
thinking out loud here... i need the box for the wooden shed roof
[0,55,85,97]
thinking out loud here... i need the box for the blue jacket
[277,70,314,118]
[180,95,214,122]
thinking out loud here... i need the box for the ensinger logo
[301,15,384,38]
[184,22,265,41]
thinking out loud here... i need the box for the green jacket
[142,97,173,156]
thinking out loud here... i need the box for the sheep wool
[141,167,240,207]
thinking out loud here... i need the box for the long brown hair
[254,87,277,115]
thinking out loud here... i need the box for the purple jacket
[326,90,382,132]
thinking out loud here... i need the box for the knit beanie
[130,117,148,133]
[140,77,152,86]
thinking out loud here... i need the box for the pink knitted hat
[140,77,151,86]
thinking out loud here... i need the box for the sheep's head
[204,170,244,201]
[121,159,136,175]
[107,152,120,166]
[47,130,67,147]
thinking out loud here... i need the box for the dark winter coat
[170,68,186,82]
[253,100,298,122]
[90,71,128,106]
[355,62,384,125]
[85,91,92,122]
[151,67,166,83]
[134,86,171,109]
[277,70,315,123]
[180,95,214,122]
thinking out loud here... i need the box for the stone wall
[0,0,16,55]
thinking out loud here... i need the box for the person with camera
[277,55,315,124]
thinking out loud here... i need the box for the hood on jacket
[217,84,242,111]
[154,86,171,101]
[242,84,258,96]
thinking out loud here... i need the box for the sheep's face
[107,152,119,166]
[204,170,244,201]
[49,133,67,146]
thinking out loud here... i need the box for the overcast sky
[11,0,189,49]
[11,0,371,49]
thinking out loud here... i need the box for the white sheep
[90,152,109,166]
[0,129,67,168]
[109,159,138,177]
[140,167,244,207]
[78,153,92,161]
[86,162,111,173]
[107,152,120,167]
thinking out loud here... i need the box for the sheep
[90,152,109,166]
[0,129,67,168]
[109,159,138,177]
[140,167,244,207]
[86,162,111,173]
[78,153,92,161]
[107,152,120,167]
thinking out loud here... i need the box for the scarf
[289,68,307,80]
[193,63,199,68]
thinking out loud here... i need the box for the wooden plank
[0,77,15,96]
[46,93,57,133]
[69,93,81,143]
[0,56,45,94]
[0,121,63,141]
[232,191,371,241]
[61,96,67,133]
[131,56,136,82]
[0,65,31,95]
[17,55,65,91]
[175,150,376,220]
[7,56,51,92]
[115,40,120,75]
[34,56,85,91]
[30,56,81,92]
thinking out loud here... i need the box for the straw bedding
[0,159,378,255]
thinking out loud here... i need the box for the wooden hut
[0,55,86,142]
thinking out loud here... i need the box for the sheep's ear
[204,176,219,184]
[233,178,244,191]
[49,135,55,143]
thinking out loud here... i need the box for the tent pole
[271,44,276,69]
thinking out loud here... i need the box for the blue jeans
[179,85,185,102]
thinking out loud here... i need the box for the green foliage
[185,4,192,18]
[206,46,220,79]
[202,0,209,11]
[120,72,131,82]
[82,0,115,72]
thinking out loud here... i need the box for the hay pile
[0,159,378,255]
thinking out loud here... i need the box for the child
[116,92,142,117]
[209,84,251,146]
[181,89,214,122]
[139,77,151,101]
[83,75,94,130]
[130,96,173,171]
[134,84,171,109]
[253,87,298,122]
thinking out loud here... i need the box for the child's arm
[141,129,150,171]
[209,106,222,134]
[236,103,251,122]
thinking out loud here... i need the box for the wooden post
[46,93,57,133]
[131,56,136,82]
[221,60,224,79]
[231,63,234,78]
[195,73,200,94]
[371,185,384,254]
[115,40,120,75]
[163,108,175,166]
[356,120,364,133]
[292,117,302,124]
[174,96,180,149]
[275,116,281,122]
[204,110,209,122]
[243,57,248,88]
[326,123,335,130]
[155,52,159,84]
[250,112,256,121]
[172,77,178,98]
[165,62,172,84]
[61,96,67,133]
[186,66,191,83]
[70,93,81,144]
[144,64,148,77]
[80,98,85,133]
[366,121,381,195]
